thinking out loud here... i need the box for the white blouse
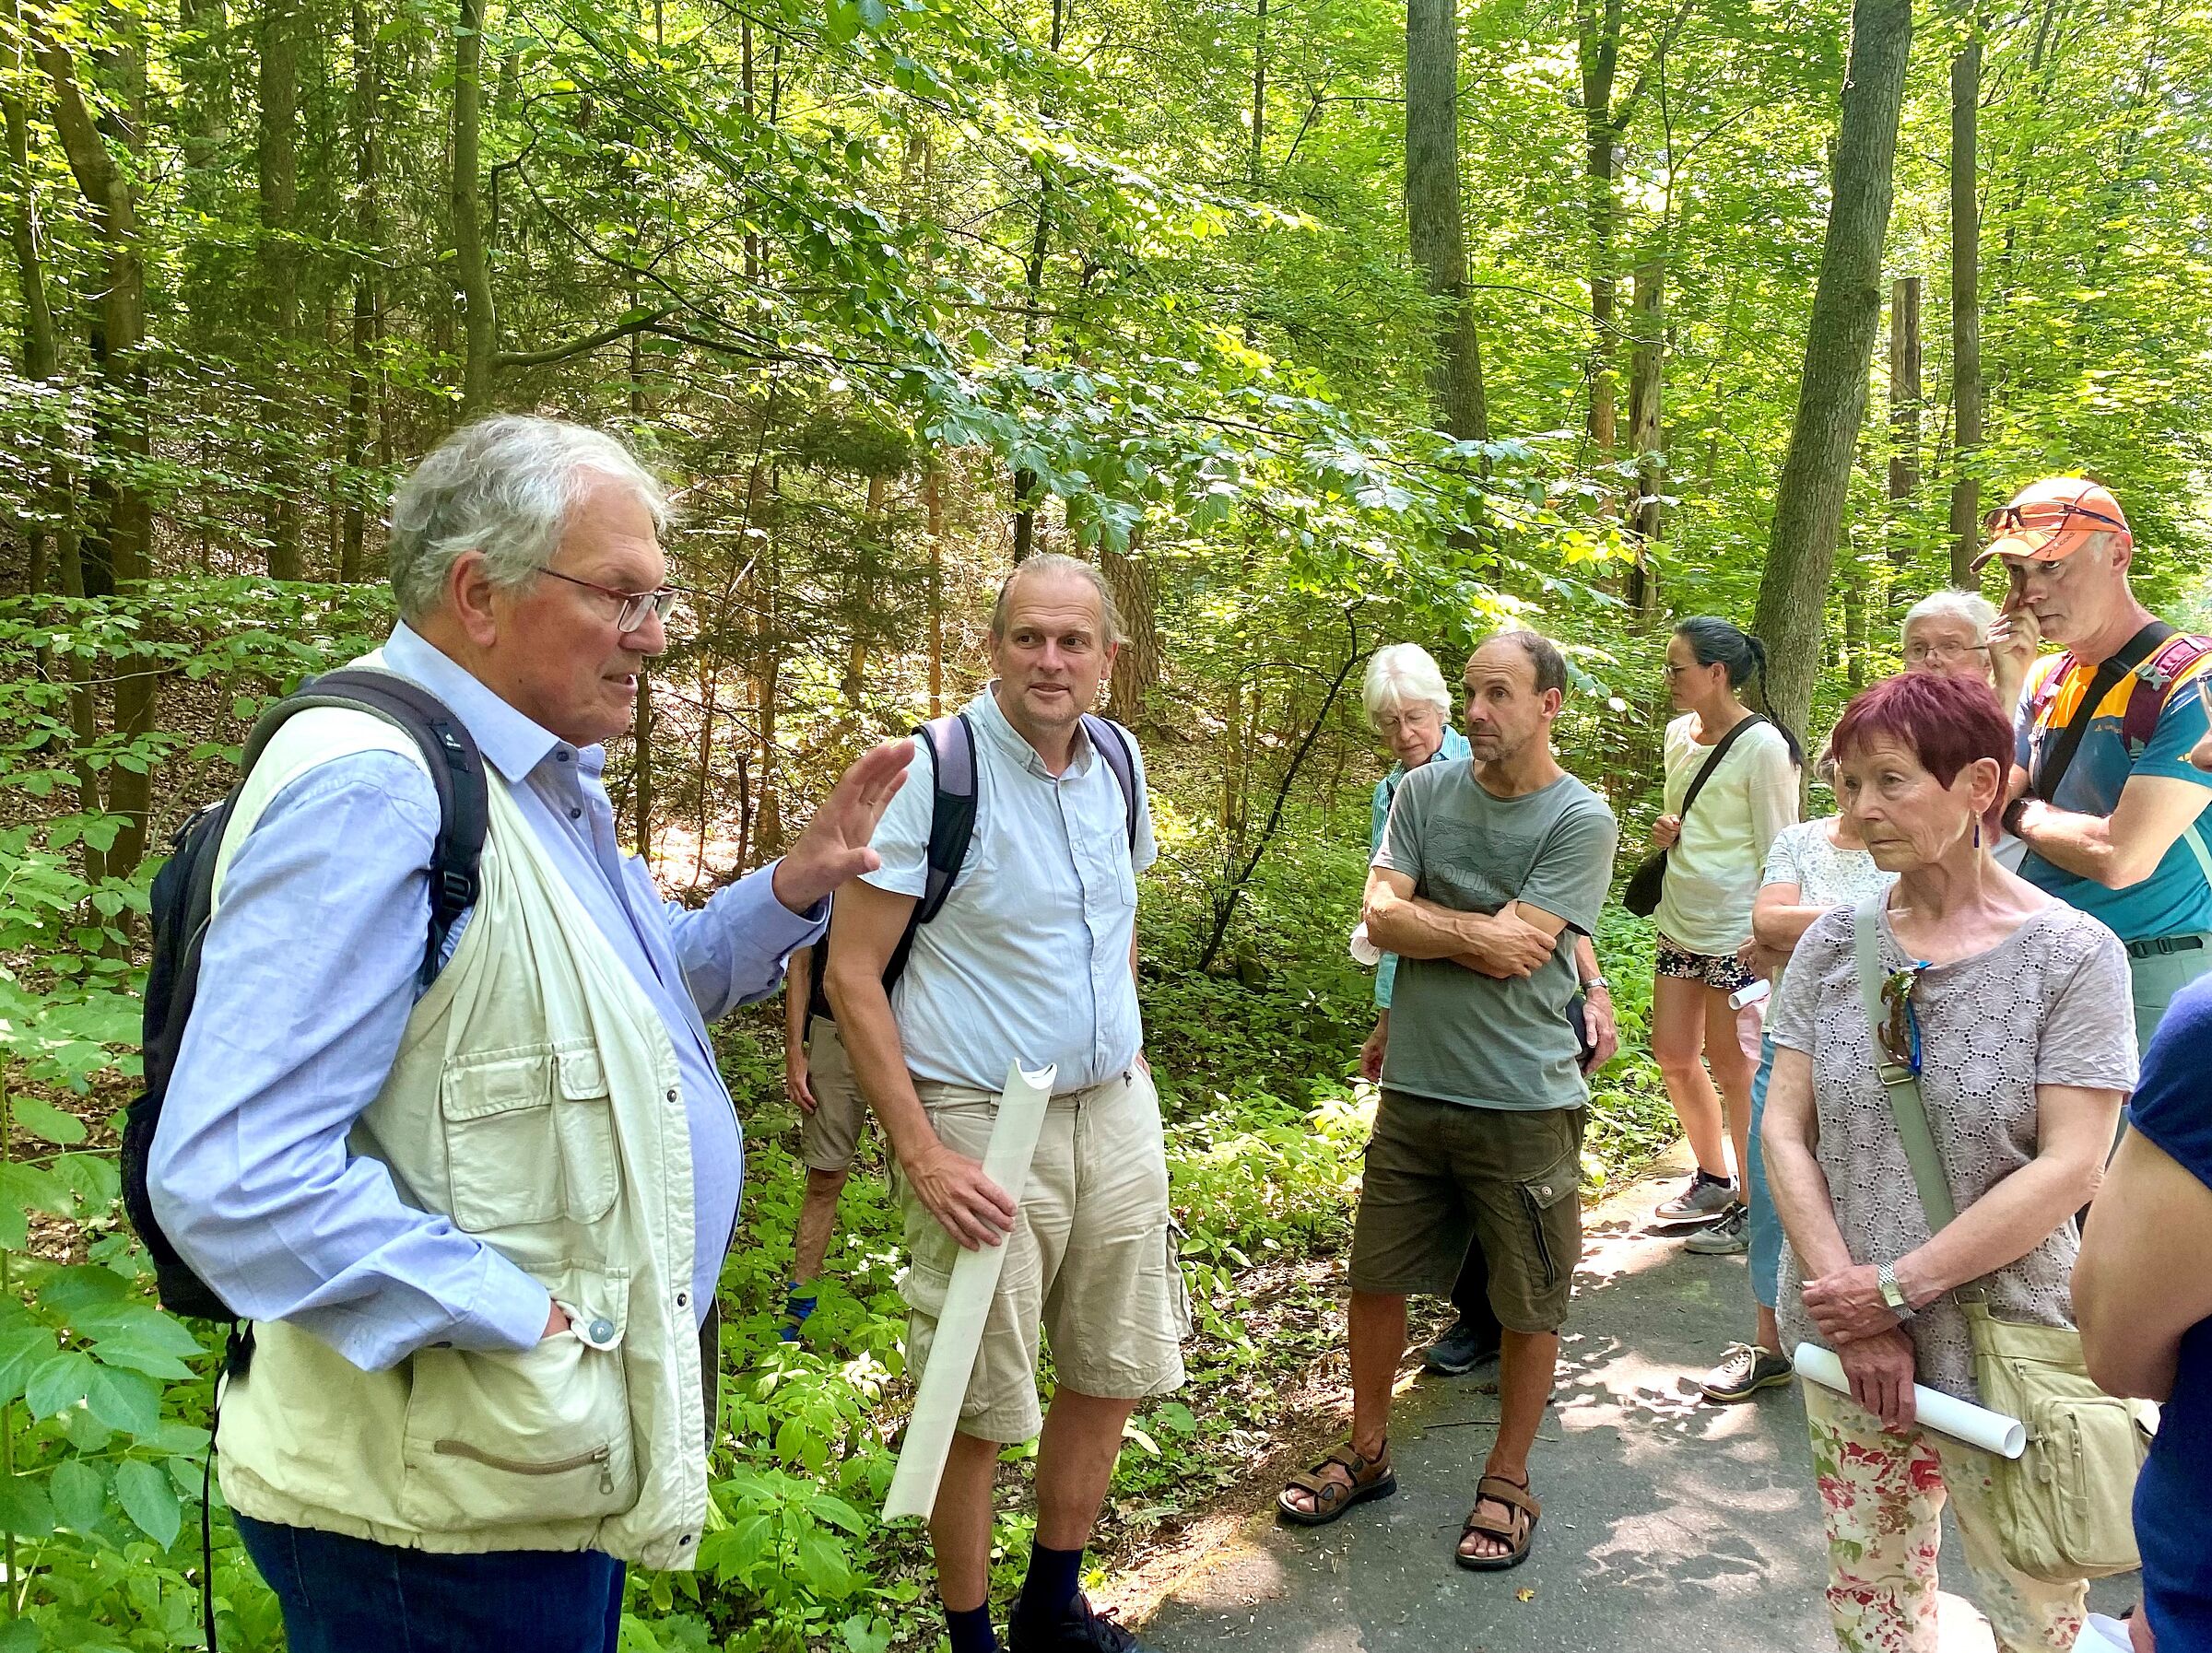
[1653,711,1800,955]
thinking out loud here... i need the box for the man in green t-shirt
[1274,630,1618,1575]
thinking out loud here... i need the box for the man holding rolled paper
[1761,670,2136,1652]
[826,554,1179,1653]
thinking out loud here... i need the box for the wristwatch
[1877,1261,1913,1318]
[2001,795,2031,838]
[1580,974,1611,994]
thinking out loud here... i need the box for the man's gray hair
[386,415,671,620]
[1470,627,1568,696]
[1900,588,1997,649]
[989,552,1124,646]
[1363,643,1453,727]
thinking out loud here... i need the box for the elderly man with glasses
[147,415,911,1653]
[1980,475,2212,1051]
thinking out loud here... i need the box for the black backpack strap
[1677,713,1767,827]
[881,714,978,996]
[2030,621,2177,803]
[253,667,488,986]
[1081,713,1142,851]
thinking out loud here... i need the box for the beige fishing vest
[209,677,710,1569]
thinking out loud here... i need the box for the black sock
[1012,1542,1083,1637]
[945,1601,997,1653]
[1696,1166,1732,1188]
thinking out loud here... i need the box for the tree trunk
[451,0,495,416]
[1578,0,1621,465]
[1945,28,1982,590]
[176,0,229,193]
[34,11,156,876]
[924,458,946,718]
[341,0,381,583]
[1010,0,1067,562]
[1405,0,1486,440]
[1626,252,1665,612]
[1748,0,1912,742]
[1103,522,1160,724]
[1249,0,1267,186]
[257,0,302,578]
[844,472,886,704]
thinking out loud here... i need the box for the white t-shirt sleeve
[1763,819,1812,889]
[859,735,935,899]
[1127,731,1158,876]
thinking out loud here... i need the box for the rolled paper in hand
[1793,1342,2027,1459]
[1348,922,1382,967]
[884,1061,1055,1521]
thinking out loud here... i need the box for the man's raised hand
[773,738,914,914]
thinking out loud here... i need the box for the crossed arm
[2006,767,2212,889]
[1362,865,1566,979]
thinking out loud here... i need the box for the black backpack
[805,709,1141,1031]
[121,668,489,1323]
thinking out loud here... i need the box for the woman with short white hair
[1902,589,2030,871]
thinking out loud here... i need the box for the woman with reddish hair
[1761,670,2136,1652]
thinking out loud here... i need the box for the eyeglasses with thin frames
[1983,498,2128,542]
[1902,639,1991,665]
[537,568,684,634]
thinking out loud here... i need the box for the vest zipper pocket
[432,1438,616,1495]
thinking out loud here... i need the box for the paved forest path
[1137,1150,2134,1653]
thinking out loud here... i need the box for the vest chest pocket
[441,1042,619,1231]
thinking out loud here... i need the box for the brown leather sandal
[1454,1472,1540,1570]
[1276,1439,1395,1527]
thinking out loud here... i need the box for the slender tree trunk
[1579,0,1621,465]
[1010,0,1067,561]
[258,0,302,577]
[1887,275,1921,513]
[844,472,886,704]
[1249,0,1267,186]
[34,10,156,876]
[341,0,381,582]
[176,0,229,193]
[1748,0,1912,741]
[925,459,945,718]
[1405,0,1486,440]
[1103,522,1160,724]
[1945,26,1982,589]
[1626,253,1665,611]
[451,0,495,415]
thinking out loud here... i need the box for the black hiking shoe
[1008,1593,1160,1653]
[1423,1315,1503,1376]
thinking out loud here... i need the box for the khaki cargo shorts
[892,1066,1190,1443]
[1348,1089,1585,1333]
[798,1018,869,1174]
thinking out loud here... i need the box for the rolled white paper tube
[884,1061,1056,1521]
[1348,922,1382,967]
[1792,1342,2028,1459]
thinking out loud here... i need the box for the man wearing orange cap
[1985,476,2212,1050]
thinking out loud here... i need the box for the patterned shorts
[1655,934,1755,994]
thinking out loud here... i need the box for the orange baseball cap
[1972,476,2133,571]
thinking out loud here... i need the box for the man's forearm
[2011,800,2128,885]
[824,970,939,1166]
[1366,890,1501,961]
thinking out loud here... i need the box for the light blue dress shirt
[1369,725,1470,1009]
[861,687,1155,1094]
[150,623,824,1371]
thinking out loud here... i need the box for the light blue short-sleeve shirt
[861,687,1155,1093]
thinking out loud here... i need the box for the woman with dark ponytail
[1646,617,1803,1253]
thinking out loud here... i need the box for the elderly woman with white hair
[1902,589,2031,872]
[1356,643,1616,1376]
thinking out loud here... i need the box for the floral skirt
[1805,1384,2085,1652]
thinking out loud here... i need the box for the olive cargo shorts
[1348,1089,1585,1333]
[893,1067,1190,1444]
[797,1018,868,1174]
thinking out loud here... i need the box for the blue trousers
[1746,1034,1782,1313]
[235,1515,625,1653]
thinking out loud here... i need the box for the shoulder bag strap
[2030,620,2175,801]
[1851,898,1959,1231]
[1677,713,1768,829]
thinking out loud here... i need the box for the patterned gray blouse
[1767,900,2136,1401]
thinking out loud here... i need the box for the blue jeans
[235,1515,624,1653]
[1745,1034,1782,1312]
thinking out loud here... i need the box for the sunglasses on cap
[1982,498,2128,542]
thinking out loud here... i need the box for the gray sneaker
[1700,1342,1794,1404]
[1685,1204,1749,1254]
[1654,1173,1737,1226]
